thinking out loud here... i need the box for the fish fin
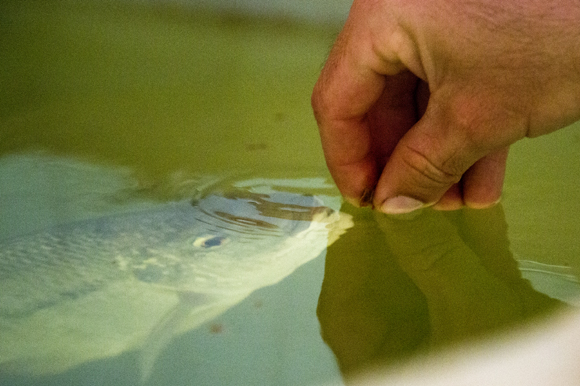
[138,292,246,384]
[139,295,194,384]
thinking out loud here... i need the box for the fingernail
[465,196,502,209]
[359,188,374,207]
[345,188,375,208]
[380,196,425,214]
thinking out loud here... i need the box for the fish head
[132,190,352,294]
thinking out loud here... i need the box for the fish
[0,155,352,381]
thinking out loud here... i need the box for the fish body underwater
[0,156,352,380]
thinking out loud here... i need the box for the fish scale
[0,175,351,380]
[0,192,332,313]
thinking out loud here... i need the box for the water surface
[1,1,580,385]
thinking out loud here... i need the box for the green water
[0,0,331,177]
[1,1,580,385]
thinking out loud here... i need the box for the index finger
[311,26,413,205]
[311,52,385,204]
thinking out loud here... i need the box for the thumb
[372,100,503,214]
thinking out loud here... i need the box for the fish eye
[193,235,227,248]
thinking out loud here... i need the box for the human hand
[312,0,580,213]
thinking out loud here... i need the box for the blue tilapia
[0,156,352,381]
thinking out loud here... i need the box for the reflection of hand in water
[376,206,562,345]
[317,204,563,380]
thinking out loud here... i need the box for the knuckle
[311,76,337,127]
[399,144,464,190]
[310,82,327,124]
